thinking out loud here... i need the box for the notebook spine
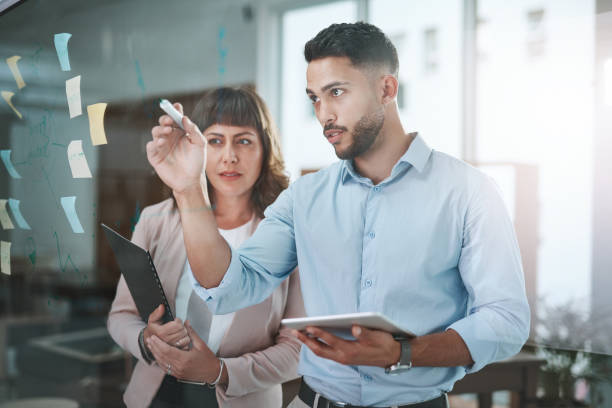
[148,253,172,319]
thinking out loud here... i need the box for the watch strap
[399,337,412,366]
[138,327,155,364]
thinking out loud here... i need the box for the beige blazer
[107,199,304,408]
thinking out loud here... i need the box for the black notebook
[102,223,174,323]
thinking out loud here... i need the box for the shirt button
[373,186,381,192]
[362,374,373,382]
[364,279,372,288]
[368,232,375,239]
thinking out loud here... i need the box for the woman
[107,87,304,408]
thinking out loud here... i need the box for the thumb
[352,325,371,340]
[148,304,164,324]
[185,321,206,349]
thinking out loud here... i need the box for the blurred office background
[0,0,611,406]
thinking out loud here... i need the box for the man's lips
[324,129,345,144]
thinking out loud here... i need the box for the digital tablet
[281,312,415,338]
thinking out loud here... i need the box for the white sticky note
[87,103,108,145]
[1,91,22,119]
[61,196,84,233]
[1,241,10,275]
[0,199,14,230]
[67,140,92,178]
[6,56,26,89]
[66,75,82,118]
[8,199,31,230]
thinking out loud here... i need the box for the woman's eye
[208,138,222,145]
[237,139,251,145]
[331,88,344,97]
[309,95,319,104]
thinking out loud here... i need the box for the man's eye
[331,88,344,97]
[309,95,319,104]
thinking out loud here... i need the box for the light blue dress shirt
[192,135,530,406]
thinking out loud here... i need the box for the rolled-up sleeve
[448,175,531,373]
[190,185,299,314]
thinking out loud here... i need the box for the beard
[334,108,384,160]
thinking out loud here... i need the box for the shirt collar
[340,133,432,184]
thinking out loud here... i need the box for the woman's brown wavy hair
[191,87,289,218]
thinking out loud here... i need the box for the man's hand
[147,321,228,385]
[143,304,191,350]
[293,325,400,368]
[147,103,208,197]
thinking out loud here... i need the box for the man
[147,22,529,408]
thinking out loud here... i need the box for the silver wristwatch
[385,337,412,374]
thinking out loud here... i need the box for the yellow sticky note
[6,56,26,89]
[0,199,14,230]
[1,241,10,275]
[87,103,108,145]
[1,91,23,119]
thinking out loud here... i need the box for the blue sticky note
[54,33,72,71]
[8,199,30,230]
[0,150,21,179]
[61,196,84,233]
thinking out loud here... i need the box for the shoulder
[428,151,495,193]
[291,161,343,194]
[136,198,180,233]
[264,162,342,217]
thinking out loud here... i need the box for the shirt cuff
[220,357,247,397]
[189,246,242,314]
[447,312,499,374]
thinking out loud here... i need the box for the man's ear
[380,74,399,105]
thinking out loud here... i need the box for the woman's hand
[143,304,191,350]
[147,321,228,386]
[147,103,208,196]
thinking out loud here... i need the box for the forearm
[222,331,301,397]
[174,186,230,288]
[408,329,474,367]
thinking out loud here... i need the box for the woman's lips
[219,172,242,180]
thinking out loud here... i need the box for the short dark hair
[190,87,289,218]
[304,22,399,76]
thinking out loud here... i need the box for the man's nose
[317,101,337,127]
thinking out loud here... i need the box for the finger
[305,326,345,348]
[158,323,188,340]
[173,102,183,114]
[160,327,190,345]
[158,113,177,127]
[146,140,159,163]
[185,321,206,348]
[352,325,375,340]
[181,116,205,146]
[296,331,336,360]
[175,336,191,349]
[152,124,174,139]
[147,335,182,363]
[147,304,164,324]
